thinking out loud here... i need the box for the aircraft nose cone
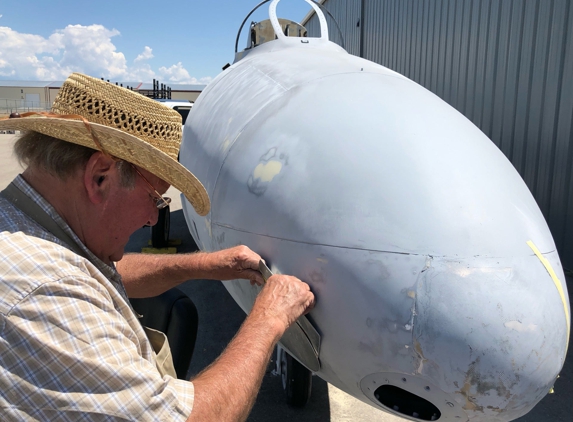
[410,252,569,421]
[348,248,569,422]
[182,42,570,422]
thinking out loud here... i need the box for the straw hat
[0,73,210,216]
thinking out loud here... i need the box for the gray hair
[14,131,136,188]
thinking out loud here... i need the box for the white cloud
[57,24,127,78]
[134,46,153,62]
[158,62,212,85]
[0,24,121,80]
[0,24,209,84]
[196,76,212,85]
[159,62,191,82]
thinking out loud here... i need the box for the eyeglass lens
[130,164,171,210]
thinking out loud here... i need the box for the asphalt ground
[1,132,571,421]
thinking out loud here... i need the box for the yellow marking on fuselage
[527,240,570,349]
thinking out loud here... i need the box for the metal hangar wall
[304,0,573,270]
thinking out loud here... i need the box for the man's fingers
[232,245,261,272]
[256,274,316,327]
[300,285,316,313]
[240,269,264,286]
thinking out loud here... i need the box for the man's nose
[143,207,159,228]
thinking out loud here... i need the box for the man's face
[101,165,170,263]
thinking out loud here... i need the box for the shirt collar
[12,174,123,287]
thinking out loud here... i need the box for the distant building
[0,79,205,115]
[0,80,62,113]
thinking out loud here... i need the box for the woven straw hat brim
[0,116,210,216]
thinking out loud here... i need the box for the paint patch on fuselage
[221,138,231,152]
[413,339,427,374]
[253,160,282,182]
[248,149,285,196]
[205,218,212,238]
[504,321,538,333]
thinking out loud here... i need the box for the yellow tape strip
[527,240,570,348]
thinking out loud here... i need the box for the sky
[0,0,314,85]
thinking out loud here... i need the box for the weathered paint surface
[179,1,570,421]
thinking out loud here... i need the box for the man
[0,73,315,421]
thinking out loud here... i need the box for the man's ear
[84,152,117,204]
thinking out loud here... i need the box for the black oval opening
[374,385,441,421]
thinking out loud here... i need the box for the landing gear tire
[279,346,312,407]
[151,206,170,248]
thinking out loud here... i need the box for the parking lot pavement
[2,133,571,421]
[0,134,21,185]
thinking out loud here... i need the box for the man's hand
[119,245,266,298]
[251,274,315,331]
[188,272,315,422]
[204,245,265,286]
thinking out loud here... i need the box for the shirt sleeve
[0,273,194,422]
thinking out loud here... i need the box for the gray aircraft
[178,1,571,420]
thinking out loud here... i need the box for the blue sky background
[0,0,313,84]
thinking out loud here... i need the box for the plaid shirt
[0,175,194,421]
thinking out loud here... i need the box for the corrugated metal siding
[305,0,362,53]
[306,0,573,269]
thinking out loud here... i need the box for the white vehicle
[154,99,193,127]
[150,100,193,248]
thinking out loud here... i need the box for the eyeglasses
[130,164,171,209]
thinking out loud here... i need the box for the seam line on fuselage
[212,222,556,258]
[212,222,412,255]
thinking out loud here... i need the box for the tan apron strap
[1,182,89,259]
[1,181,177,378]
[142,326,177,378]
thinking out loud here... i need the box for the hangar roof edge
[0,80,64,88]
[0,80,206,91]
